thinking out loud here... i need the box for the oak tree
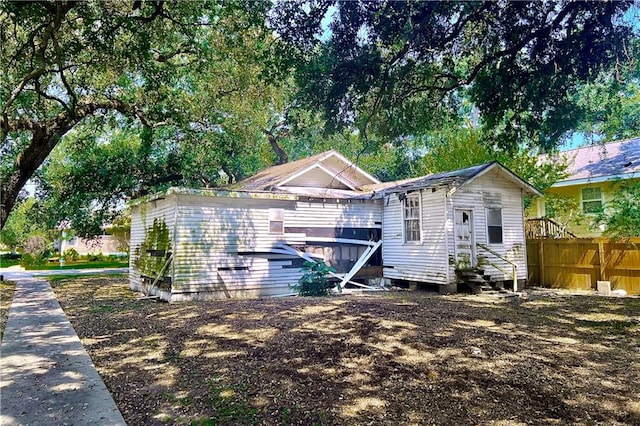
[0,0,275,229]
[269,0,638,150]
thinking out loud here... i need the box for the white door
[454,209,475,268]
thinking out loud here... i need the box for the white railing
[476,243,518,291]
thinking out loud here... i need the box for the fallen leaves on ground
[52,277,640,426]
[0,280,16,339]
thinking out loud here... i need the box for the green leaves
[1,0,297,232]
[294,261,337,297]
[594,181,640,238]
[271,1,638,149]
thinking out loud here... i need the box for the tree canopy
[1,0,282,230]
[270,1,638,149]
[2,0,639,235]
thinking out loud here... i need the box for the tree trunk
[261,128,288,165]
[1,128,64,229]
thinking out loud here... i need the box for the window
[581,187,603,214]
[486,208,503,244]
[403,193,421,242]
[269,209,284,233]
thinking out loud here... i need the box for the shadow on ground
[53,277,640,426]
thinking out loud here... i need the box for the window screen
[581,187,602,214]
[403,193,421,242]
[486,208,503,244]
[269,209,284,233]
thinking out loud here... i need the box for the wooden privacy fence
[527,238,640,295]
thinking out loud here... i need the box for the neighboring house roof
[363,162,541,198]
[547,137,640,187]
[229,149,380,192]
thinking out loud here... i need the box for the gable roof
[131,152,540,206]
[363,162,541,197]
[229,150,380,192]
[548,137,640,187]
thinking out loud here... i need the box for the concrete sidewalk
[0,278,126,425]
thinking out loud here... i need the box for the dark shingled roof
[363,162,496,197]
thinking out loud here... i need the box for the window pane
[582,200,603,214]
[270,221,283,233]
[269,209,284,234]
[487,208,503,244]
[487,208,502,226]
[488,226,503,244]
[269,209,284,221]
[404,194,421,242]
[581,187,601,201]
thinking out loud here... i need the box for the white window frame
[581,187,603,214]
[269,208,284,234]
[403,192,422,243]
[486,207,503,245]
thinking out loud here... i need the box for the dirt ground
[51,276,640,426]
[0,280,16,339]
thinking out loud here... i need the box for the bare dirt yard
[51,276,640,426]
[0,280,16,339]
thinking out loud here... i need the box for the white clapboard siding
[129,196,177,293]
[290,199,382,228]
[152,193,383,300]
[321,155,369,187]
[382,188,449,284]
[172,195,295,296]
[447,169,528,281]
[284,166,351,189]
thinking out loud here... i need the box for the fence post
[598,240,606,281]
[539,239,545,286]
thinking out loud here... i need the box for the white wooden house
[129,151,540,301]
[128,151,383,302]
[365,162,541,292]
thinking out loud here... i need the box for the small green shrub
[20,235,52,267]
[294,261,336,297]
[87,252,104,262]
[64,248,80,262]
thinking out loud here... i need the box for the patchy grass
[0,280,16,339]
[53,277,640,426]
[0,257,21,268]
[25,260,128,270]
[47,273,127,284]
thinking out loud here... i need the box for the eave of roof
[365,162,541,198]
[127,187,299,207]
[128,159,541,207]
[551,171,640,188]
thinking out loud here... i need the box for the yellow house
[531,137,640,237]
